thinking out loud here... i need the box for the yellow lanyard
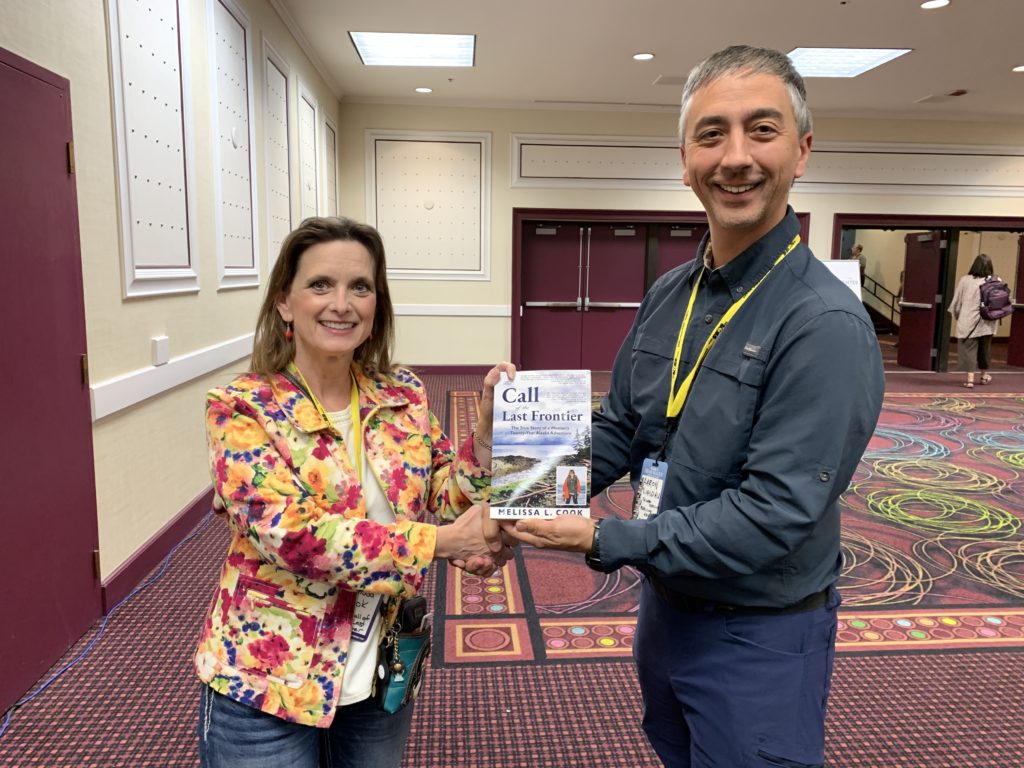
[291,364,363,481]
[667,235,800,420]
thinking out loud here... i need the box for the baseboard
[409,364,493,375]
[101,486,215,613]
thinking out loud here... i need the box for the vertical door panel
[0,50,102,713]
[653,224,706,280]
[582,225,648,370]
[521,224,584,368]
[581,309,637,369]
[585,225,646,302]
[522,224,584,305]
[521,308,584,369]
[897,231,943,371]
[1007,235,1024,367]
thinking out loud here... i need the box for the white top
[327,406,396,706]
[948,274,998,339]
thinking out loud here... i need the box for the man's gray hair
[678,45,813,142]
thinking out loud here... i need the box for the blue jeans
[197,686,415,768]
[634,581,839,768]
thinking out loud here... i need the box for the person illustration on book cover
[563,468,581,504]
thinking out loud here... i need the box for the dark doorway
[833,214,1024,372]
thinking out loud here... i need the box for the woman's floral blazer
[194,365,488,726]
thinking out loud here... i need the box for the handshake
[435,503,599,577]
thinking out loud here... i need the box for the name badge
[633,458,667,520]
[351,593,382,643]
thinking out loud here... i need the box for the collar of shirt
[690,207,802,300]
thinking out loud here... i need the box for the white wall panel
[298,84,318,219]
[366,131,491,280]
[511,134,1024,197]
[209,0,258,288]
[108,0,198,296]
[263,42,291,266]
[324,118,338,216]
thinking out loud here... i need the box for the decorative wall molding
[264,0,340,99]
[263,39,292,268]
[90,334,253,421]
[800,142,1024,197]
[366,129,491,281]
[511,134,1024,197]
[87,308,508,420]
[209,0,260,290]
[323,116,339,216]
[108,0,200,296]
[512,133,682,191]
[394,304,510,317]
[297,82,319,219]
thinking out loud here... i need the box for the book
[489,369,592,519]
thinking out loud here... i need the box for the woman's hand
[435,503,515,576]
[473,362,516,464]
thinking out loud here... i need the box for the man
[851,243,866,284]
[502,45,884,767]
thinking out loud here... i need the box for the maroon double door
[514,211,707,371]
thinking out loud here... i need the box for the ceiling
[271,0,1024,122]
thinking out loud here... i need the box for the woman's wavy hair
[968,253,993,279]
[251,217,395,377]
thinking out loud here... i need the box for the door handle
[898,301,932,310]
[576,228,585,309]
[525,301,580,308]
[583,227,592,311]
[585,301,642,309]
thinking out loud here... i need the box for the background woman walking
[948,253,998,388]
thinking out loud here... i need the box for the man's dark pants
[634,580,839,768]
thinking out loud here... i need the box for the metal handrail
[863,274,902,327]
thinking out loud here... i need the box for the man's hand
[442,503,517,576]
[499,516,598,554]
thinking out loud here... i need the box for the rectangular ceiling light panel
[349,32,475,67]
[787,47,912,78]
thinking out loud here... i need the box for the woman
[563,469,580,505]
[948,253,998,388]
[195,217,514,767]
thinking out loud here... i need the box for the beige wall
[1,0,338,577]
[4,1,1023,579]
[338,103,1024,362]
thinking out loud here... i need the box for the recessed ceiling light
[633,53,655,61]
[349,32,475,67]
[415,87,433,93]
[920,0,950,8]
[787,47,912,78]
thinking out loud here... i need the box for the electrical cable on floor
[0,510,216,740]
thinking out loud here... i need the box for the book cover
[489,369,592,519]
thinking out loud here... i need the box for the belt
[650,581,830,615]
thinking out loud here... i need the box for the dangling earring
[284,321,293,341]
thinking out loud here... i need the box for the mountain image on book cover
[490,370,592,519]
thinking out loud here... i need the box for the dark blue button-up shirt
[593,208,884,607]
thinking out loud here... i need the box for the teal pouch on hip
[374,596,431,713]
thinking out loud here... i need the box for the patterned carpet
[1,376,1023,767]
[440,389,1024,669]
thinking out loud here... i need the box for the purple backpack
[978,276,1012,321]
